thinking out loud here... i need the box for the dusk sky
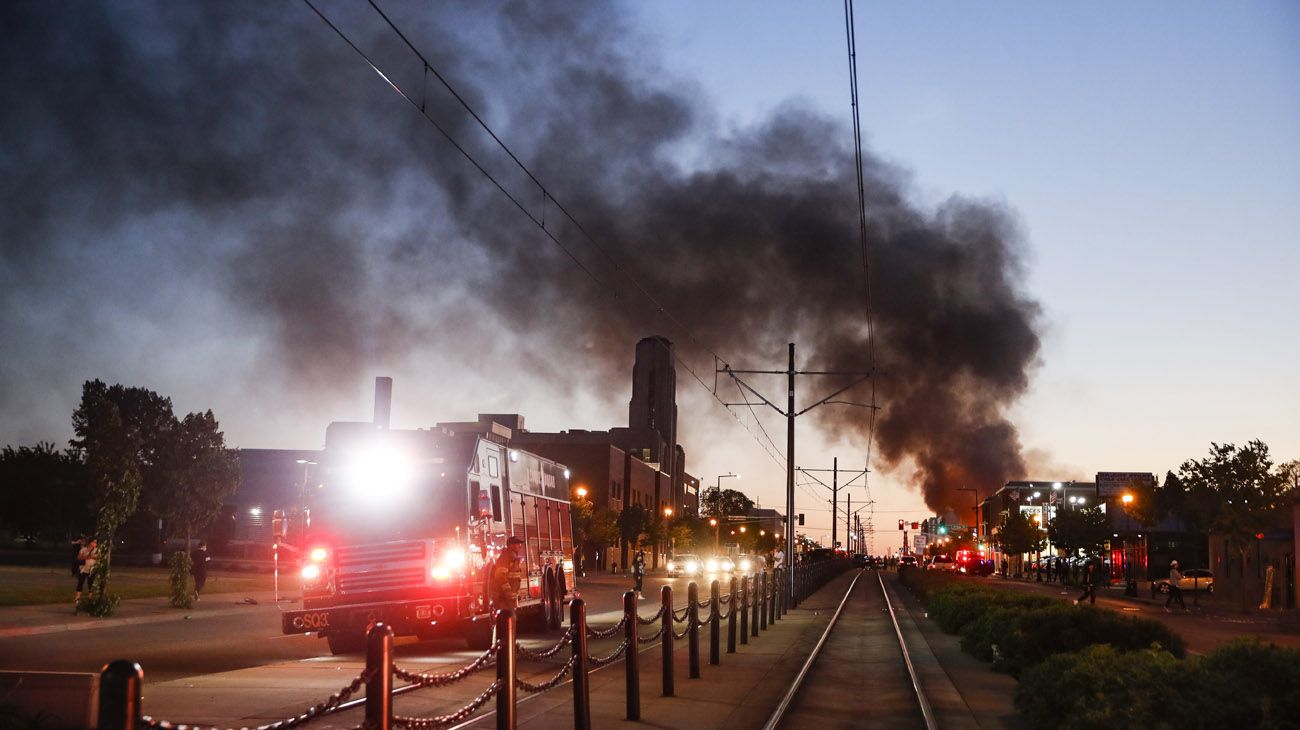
[2,1,1296,552]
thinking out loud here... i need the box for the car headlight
[740,559,752,571]
[667,561,677,572]
[706,558,719,572]
[722,559,734,572]
[685,561,698,573]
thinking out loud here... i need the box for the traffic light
[898,519,905,531]
[938,518,947,536]
[798,513,805,526]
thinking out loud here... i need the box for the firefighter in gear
[490,536,526,610]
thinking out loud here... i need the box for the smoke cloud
[1,1,1039,510]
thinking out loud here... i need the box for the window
[491,485,503,522]
[487,455,500,478]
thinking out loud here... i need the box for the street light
[709,517,719,551]
[1121,493,1138,595]
[575,485,588,499]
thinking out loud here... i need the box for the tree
[1048,506,1109,558]
[0,442,89,540]
[151,411,240,555]
[700,487,754,518]
[71,381,146,615]
[1176,440,1290,610]
[994,509,1045,575]
[616,504,647,567]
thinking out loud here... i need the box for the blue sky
[630,1,1300,544]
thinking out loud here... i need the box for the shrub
[1187,638,1300,729]
[994,603,1184,676]
[960,606,1024,663]
[169,550,193,609]
[928,584,1054,635]
[1016,644,1184,730]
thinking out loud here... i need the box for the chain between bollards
[570,599,591,730]
[623,590,640,720]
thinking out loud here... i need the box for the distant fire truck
[280,380,576,654]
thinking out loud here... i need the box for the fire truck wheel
[539,567,555,630]
[463,617,494,650]
[547,571,562,630]
[326,630,367,655]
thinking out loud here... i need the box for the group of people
[70,535,211,608]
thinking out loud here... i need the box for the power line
[301,0,787,474]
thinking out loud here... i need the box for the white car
[733,554,766,574]
[899,555,919,568]
[667,554,702,578]
[702,555,735,574]
[1154,568,1214,594]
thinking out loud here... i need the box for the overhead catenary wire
[301,0,789,474]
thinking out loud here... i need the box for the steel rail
[760,569,864,730]
[878,570,938,730]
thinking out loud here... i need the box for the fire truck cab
[281,412,575,654]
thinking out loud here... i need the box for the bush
[1017,639,1300,730]
[997,603,1184,675]
[929,584,1055,635]
[1016,644,1184,729]
[960,606,1024,663]
[1189,638,1300,729]
[169,550,193,609]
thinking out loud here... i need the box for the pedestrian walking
[190,541,210,601]
[632,549,646,599]
[73,538,97,607]
[1000,558,1008,578]
[1075,561,1097,605]
[1165,560,1187,611]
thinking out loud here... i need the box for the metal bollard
[687,582,700,678]
[709,579,720,665]
[98,660,143,730]
[759,572,768,631]
[739,575,749,645]
[365,623,394,730]
[496,610,517,730]
[751,574,760,638]
[661,585,674,697]
[727,576,738,654]
[764,568,774,618]
[623,591,640,720]
[571,599,591,730]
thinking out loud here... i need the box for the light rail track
[763,568,938,730]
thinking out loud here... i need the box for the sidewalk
[0,589,286,639]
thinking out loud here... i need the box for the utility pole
[720,344,875,606]
[796,460,869,552]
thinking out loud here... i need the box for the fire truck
[280,381,576,654]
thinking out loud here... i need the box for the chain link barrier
[587,639,629,668]
[636,625,666,644]
[635,604,666,625]
[392,643,498,688]
[586,616,627,638]
[392,679,502,729]
[515,656,576,694]
[514,627,575,662]
[141,667,373,730]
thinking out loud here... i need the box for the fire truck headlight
[345,444,416,496]
[562,559,574,574]
[443,547,466,569]
[309,547,329,563]
[301,564,322,581]
[431,566,452,580]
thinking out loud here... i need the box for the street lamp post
[709,518,719,552]
[1121,493,1138,596]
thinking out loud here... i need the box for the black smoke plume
[0,1,1039,510]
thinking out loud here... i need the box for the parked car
[666,554,702,578]
[1154,568,1214,594]
[898,555,919,568]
